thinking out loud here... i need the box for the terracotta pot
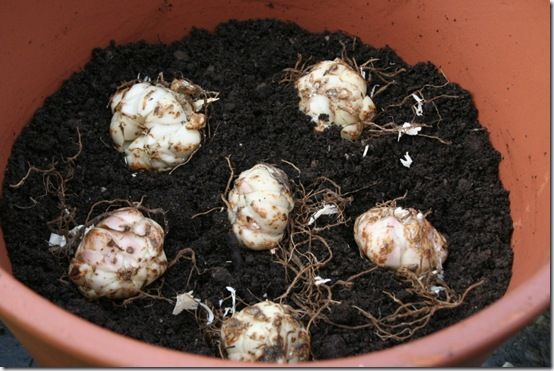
[0,0,549,366]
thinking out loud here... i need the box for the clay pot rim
[0,263,548,366]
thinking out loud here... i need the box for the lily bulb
[109,78,217,171]
[227,164,294,250]
[68,207,167,299]
[354,206,448,273]
[221,301,310,363]
[295,58,376,140]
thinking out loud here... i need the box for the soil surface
[0,19,512,360]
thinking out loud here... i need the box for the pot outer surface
[0,0,544,368]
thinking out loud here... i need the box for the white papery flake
[226,286,237,315]
[430,286,446,295]
[173,290,214,325]
[400,152,413,168]
[173,291,198,315]
[397,122,423,141]
[314,276,332,286]
[198,301,215,325]
[432,269,445,280]
[362,144,369,158]
[412,93,424,116]
[308,203,339,225]
[370,84,379,98]
[220,287,237,318]
[48,233,67,247]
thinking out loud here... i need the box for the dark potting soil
[0,19,512,360]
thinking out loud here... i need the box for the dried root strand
[336,39,406,83]
[331,266,378,289]
[9,128,83,255]
[190,206,224,219]
[280,159,301,175]
[118,278,173,307]
[334,49,406,99]
[280,53,312,84]
[155,71,220,108]
[66,128,83,162]
[377,81,463,127]
[189,155,234,221]
[9,163,57,190]
[338,40,362,71]
[376,192,408,208]
[168,147,200,175]
[218,155,236,213]
[385,82,460,110]
[363,121,451,145]
[168,247,201,289]
[168,247,197,270]
[10,128,82,195]
[358,56,407,96]
[84,198,168,231]
[223,155,235,197]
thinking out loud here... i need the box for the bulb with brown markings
[68,207,167,299]
[109,78,217,172]
[227,164,294,250]
[295,58,376,140]
[354,206,448,273]
[221,301,310,363]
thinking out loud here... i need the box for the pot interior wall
[0,0,549,366]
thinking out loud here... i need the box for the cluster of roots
[271,178,483,341]
[349,269,484,341]
[273,177,353,330]
[280,39,406,92]
[9,128,83,256]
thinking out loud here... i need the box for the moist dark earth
[0,19,512,360]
